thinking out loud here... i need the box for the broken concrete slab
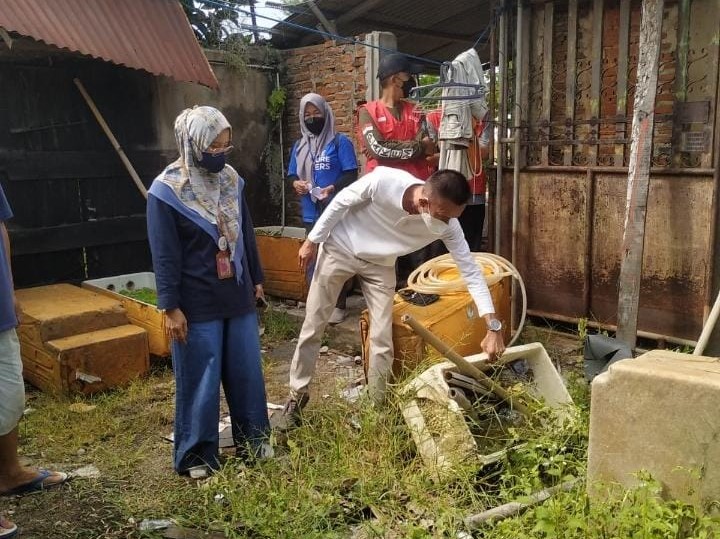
[587,350,720,506]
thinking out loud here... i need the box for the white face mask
[420,207,449,235]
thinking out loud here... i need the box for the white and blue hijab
[149,106,245,281]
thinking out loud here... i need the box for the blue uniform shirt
[0,184,16,332]
[288,133,358,223]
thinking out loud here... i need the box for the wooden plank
[85,242,153,281]
[614,0,631,167]
[541,3,554,166]
[9,215,148,256]
[0,150,172,181]
[616,0,665,350]
[564,0,578,166]
[588,0,604,166]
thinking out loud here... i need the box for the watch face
[489,319,502,331]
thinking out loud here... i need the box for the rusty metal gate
[490,0,719,342]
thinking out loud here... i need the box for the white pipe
[406,252,528,347]
[694,289,720,355]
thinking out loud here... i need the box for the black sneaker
[275,393,309,431]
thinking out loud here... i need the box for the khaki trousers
[289,241,395,402]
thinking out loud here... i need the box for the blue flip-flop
[0,469,69,497]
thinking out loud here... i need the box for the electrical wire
[406,252,527,346]
[196,0,442,65]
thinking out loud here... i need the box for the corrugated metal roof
[270,0,492,67]
[0,0,218,89]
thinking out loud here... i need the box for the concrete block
[587,350,720,505]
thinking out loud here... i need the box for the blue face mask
[199,152,226,173]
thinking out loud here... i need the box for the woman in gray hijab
[287,93,358,324]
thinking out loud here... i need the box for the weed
[261,307,299,342]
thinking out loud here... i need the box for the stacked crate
[16,284,149,395]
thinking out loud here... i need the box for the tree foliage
[180,0,247,47]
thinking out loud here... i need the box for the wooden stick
[464,478,580,528]
[73,78,148,199]
[401,314,531,416]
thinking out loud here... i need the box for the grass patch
[118,288,158,305]
[13,344,720,538]
[261,307,300,342]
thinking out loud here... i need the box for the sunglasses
[206,143,234,156]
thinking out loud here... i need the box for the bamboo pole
[615,0,664,349]
[74,78,148,199]
[401,314,531,416]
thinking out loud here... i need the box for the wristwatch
[487,318,503,332]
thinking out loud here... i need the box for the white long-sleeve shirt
[307,166,495,316]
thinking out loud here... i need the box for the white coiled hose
[406,253,527,346]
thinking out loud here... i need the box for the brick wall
[281,38,368,226]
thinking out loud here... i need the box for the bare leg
[0,428,66,493]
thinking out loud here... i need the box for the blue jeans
[171,312,269,473]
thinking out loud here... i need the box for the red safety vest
[358,100,431,180]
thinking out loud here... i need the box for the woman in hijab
[147,106,270,478]
[287,93,358,324]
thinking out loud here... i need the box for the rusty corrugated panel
[0,0,218,89]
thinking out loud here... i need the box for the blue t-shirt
[288,133,358,223]
[0,184,16,332]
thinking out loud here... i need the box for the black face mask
[198,152,226,173]
[304,116,325,136]
[402,77,417,99]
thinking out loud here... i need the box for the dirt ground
[2,294,582,538]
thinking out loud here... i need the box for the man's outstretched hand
[298,240,318,274]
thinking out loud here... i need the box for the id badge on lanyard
[216,236,234,279]
[216,209,234,280]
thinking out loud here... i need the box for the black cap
[377,53,423,80]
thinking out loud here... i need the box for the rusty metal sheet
[504,170,713,341]
[590,174,711,340]
[516,172,588,318]
[0,0,218,89]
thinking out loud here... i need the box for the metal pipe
[526,309,698,347]
[495,2,508,255]
[276,71,286,227]
[524,165,714,176]
[444,370,495,397]
[583,169,595,317]
[511,0,525,332]
[401,314,531,416]
[449,387,475,410]
[488,19,497,253]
